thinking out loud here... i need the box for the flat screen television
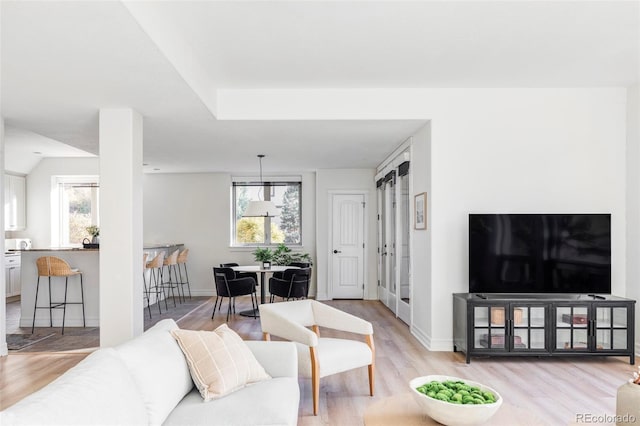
[469,214,611,294]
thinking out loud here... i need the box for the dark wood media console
[453,293,635,364]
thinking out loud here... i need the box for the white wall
[142,171,317,297]
[20,157,99,247]
[21,164,318,299]
[1,117,7,356]
[423,89,627,350]
[407,123,432,345]
[14,88,631,354]
[626,83,640,349]
[315,169,378,300]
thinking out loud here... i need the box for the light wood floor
[1,297,634,425]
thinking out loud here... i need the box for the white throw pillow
[171,324,271,401]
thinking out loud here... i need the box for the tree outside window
[233,181,301,245]
[54,177,99,247]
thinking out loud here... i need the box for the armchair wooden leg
[310,346,320,415]
[366,334,375,396]
[368,364,375,396]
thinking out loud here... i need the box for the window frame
[231,179,302,247]
[51,175,100,247]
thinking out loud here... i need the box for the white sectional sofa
[1,319,300,426]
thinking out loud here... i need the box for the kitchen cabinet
[5,253,21,297]
[5,174,26,231]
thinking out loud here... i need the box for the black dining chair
[272,261,311,279]
[220,262,259,284]
[269,267,312,302]
[212,267,258,321]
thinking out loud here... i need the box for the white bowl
[409,375,503,425]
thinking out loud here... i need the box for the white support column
[99,108,143,347]
[0,117,7,356]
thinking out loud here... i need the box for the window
[232,180,301,246]
[52,176,99,247]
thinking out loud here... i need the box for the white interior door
[330,193,365,299]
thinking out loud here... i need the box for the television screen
[469,214,611,294]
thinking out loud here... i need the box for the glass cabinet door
[595,306,628,351]
[512,305,546,351]
[555,305,589,351]
[473,306,507,350]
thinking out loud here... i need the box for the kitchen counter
[144,243,184,250]
[9,247,99,252]
[20,249,100,328]
[17,243,184,329]
[11,243,183,252]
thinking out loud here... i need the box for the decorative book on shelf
[561,314,588,325]
[479,334,526,349]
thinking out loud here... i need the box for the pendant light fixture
[243,154,280,217]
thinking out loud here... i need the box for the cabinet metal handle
[333,250,342,254]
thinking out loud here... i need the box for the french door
[377,156,411,324]
[379,172,396,311]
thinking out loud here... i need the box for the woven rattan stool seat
[32,256,85,335]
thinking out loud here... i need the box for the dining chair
[272,261,311,280]
[269,267,312,302]
[220,262,259,284]
[212,267,258,321]
[259,299,374,415]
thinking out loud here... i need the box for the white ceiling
[2,1,638,174]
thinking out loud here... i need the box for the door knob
[333,250,342,254]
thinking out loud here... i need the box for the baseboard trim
[410,325,453,351]
[410,324,430,350]
[190,290,214,297]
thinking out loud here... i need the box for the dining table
[231,265,299,317]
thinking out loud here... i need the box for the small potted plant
[253,247,273,269]
[86,225,100,244]
[271,243,313,266]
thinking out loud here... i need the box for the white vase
[616,380,640,425]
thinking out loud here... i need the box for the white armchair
[259,300,374,415]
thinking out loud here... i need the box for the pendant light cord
[258,154,265,200]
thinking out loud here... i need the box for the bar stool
[32,256,85,335]
[160,249,181,306]
[142,253,152,319]
[176,248,191,301]
[145,251,166,313]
